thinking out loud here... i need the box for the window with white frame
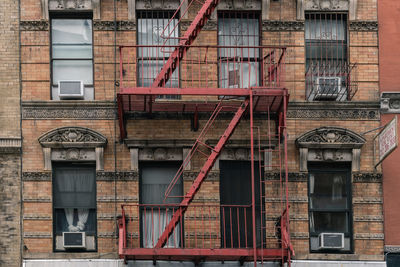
[305,13,348,101]
[218,12,260,89]
[308,163,352,252]
[53,163,96,251]
[137,10,179,99]
[51,15,93,100]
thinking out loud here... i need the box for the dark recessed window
[308,163,352,253]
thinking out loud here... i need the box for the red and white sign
[378,116,398,163]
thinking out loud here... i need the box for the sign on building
[376,116,398,167]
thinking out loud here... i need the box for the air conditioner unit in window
[63,232,86,248]
[318,233,344,249]
[314,77,341,100]
[58,80,84,99]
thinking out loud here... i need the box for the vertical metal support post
[250,91,257,266]
[283,93,291,266]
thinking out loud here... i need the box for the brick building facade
[0,0,22,266]
[379,0,400,266]
[0,0,386,266]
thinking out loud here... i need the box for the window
[137,10,179,99]
[218,12,260,89]
[51,15,93,100]
[308,163,352,252]
[53,163,96,251]
[219,161,264,248]
[140,162,183,248]
[305,13,348,101]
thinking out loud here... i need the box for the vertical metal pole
[250,91,257,267]
[283,93,291,265]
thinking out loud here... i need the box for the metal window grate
[218,12,261,89]
[137,10,180,99]
[305,13,356,101]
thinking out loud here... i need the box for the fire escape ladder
[151,0,220,88]
[155,98,250,248]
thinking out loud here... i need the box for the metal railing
[305,62,358,101]
[119,45,286,92]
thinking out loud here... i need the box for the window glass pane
[138,13,179,58]
[218,16,259,58]
[310,212,348,233]
[54,166,96,208]
[52,19,92,44]
[53,44,92,59]
[53,60,93,85]
[305,15,346,41]
[137,60,179,88]
[310,172,347,197]
[219,62,259,88]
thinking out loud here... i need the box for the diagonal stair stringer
[155,99,250,248]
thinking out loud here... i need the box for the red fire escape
[117,0,294,265]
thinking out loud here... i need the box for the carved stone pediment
[297,0,358,20]
[38,127,107,171]
[136,0,181,10]
[218,0,261,10]
[39,127,107,148]
[304,0,349,11]
[49,0,93,10]
[42,0,101,20]
[296,127,365,149]
[296,127,365,172]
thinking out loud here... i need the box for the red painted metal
[155,99,250,248]
[116,0,293,263]
[151,0,220,88]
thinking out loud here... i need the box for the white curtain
[77,209,90,231]
[141,165,182,248]
[142,209,180,248]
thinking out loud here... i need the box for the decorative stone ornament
[41,0,101,20]
[297,0,358,20]
[295,127,365,172]
[381,92,400,114]
[38,127,107,171]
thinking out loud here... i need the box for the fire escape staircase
[117,0,293,264]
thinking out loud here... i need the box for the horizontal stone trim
[385,246,400,253]
[96,171,138,181]
[183,171,219,181]
[353,172,382,183]
[0,138,21,153]
[98,232,117,238]
[97,196,138,202]
[23,214,52,220]
[266,232,308,239]
[354,233,384,240]
[353,197,383,204]
[266,214,308,221]
[20,21,49,31]
[23,197,51,203]
[22,172,51,181]
[94,21,136,31]
[262,21,304,31]
[264,172,308,182]
[22,101,115,120]
[265,197,308,203]
[185,232,219,239]
[349,21,378,31]
[98,214,119,220]
[354,215,383,222]
[24,232,52,238]
[288,102,380,120]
